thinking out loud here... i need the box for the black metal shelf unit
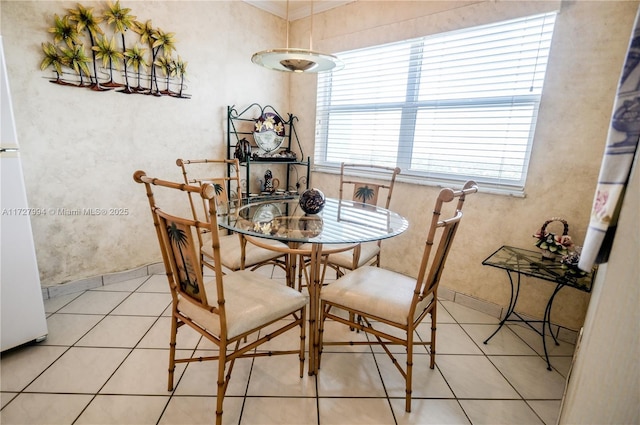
[226,104,310,197]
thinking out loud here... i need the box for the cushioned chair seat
[201,233,288,270]
[179,270,309,339]
[320,266,432,325]
[325,241,381,269]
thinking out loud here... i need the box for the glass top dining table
[217,196,409,245]
[217,196,409,374]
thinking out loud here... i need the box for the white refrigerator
[1,36,48,351]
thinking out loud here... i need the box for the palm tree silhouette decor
[93,34,123,87]
[103,0,137,93]
[40,42,68,85]
[61,44,92,86]
[39,2,190,99]
[124,44,148,92]
[155,54,175,95]
[355,185,376,205]
[166,222,200,299]
[68,3,105,90]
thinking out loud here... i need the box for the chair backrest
[177,158,241,212]
[176,158,241,242]
[339,163,401,208]
[133,171,229,330]
[411,181,478,314]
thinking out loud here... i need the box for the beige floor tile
[40,313,103,346]
[0,393,92,425]
[75,394,170,425]
[527,400,562,425]
[93,276,148,292]
[436,354,520,399]
[100,348,188,395]
[390,398,471,424]
[440,301,500,324]
[43,292,83,313]
[421,323,484,355]
[136,274,172,293]
[241,397,318,424]
[136,316,202,350]
[256,318,308,353]
[110,292,172,316]
[0,392,18,409]
[316,352,386,397]
[159,395,243,425]
[487,355,567,399]
[173,351,251,397]
[0,345,67,391]
[463,324,539,355]
[508,324,576,357]
[319,319,374,353]
[75,315,157,348]
[375,352,454,398]
[4,270,575,425]
[548,355,573,377]
[435,302,457,323]
[25,347,130,393]
[247,355,316,397]
[459,399,544,424]
[319,397,395,425]
[58,291,130,315]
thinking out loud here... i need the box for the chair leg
[167,314,178,391]
[318,302,327,370]
[430,305,437,369]
[215,349,227,425]
[406,329,414,413]
[299,306,307,378]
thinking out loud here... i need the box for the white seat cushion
[178,270,308,339]
[201,233,287,270]
[325,241,380,269]
[320,266,433,325]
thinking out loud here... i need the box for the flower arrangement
[533,217,574,259]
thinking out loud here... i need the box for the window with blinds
[314,11,557,192]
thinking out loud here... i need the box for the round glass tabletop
[218,197,408,245]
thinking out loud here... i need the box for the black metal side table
[482,245,595,370]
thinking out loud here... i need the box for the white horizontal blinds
[316,40,415,168]
[315,11,557,190]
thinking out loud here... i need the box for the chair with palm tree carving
[317,163,402,279]
[318,180,478,413]
[133,171,308,425]
[176,158,289,275]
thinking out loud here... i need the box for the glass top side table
[482,245,596,370]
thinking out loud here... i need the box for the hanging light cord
[285,0,290,49]
[309,0,314,51]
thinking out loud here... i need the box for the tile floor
[0,266,575,425]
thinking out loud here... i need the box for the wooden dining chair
[133,171,308,425]
[318,180,478,413]
[176,158,289,275]
[297,163,401,287]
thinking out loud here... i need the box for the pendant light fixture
[251,0,343,73]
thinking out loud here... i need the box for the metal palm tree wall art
[40,1,190,99]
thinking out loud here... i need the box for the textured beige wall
[1,1,636,330]
[0,1,291,285]
[291,0,639,330]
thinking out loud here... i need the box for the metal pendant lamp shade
[251,0,343,73]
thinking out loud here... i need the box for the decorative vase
[299,188,325,215]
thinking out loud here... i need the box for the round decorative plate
[254,113,285,153]
[253,203,283,223]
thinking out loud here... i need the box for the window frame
[313,11,558,196]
